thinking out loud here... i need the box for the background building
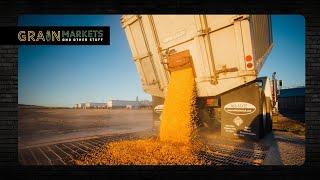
[75,103,86,109]
[106,99,151,109]
[278,87,305,121]
[84,102,107,109]
[74,98,152,109]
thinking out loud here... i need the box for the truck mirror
[279,80,282,86]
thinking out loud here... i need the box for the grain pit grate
[19,132,269,165]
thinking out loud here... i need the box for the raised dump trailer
[121,15,277,140]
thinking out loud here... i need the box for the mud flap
[221,81,264,141]
[265,97,273,133]
[260,94,267,139]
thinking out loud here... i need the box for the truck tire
[199,108,214,130]
[197,98,221,132]
[152,96,165,133]
[259,94,268,138]
[260,93,274,137]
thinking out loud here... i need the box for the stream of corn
[76,67,207,165]
[159,67,198,143]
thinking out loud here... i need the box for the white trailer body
[121,15,273,98]
[121,15,275,140]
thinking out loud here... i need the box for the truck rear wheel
[260,94,273,138]
[197,97,221,133]
[152,96,165,133]
[199,108,216,131]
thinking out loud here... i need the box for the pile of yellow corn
[76,67,202,165]
[75,137,207,165]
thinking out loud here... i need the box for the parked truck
[121,15,279,140]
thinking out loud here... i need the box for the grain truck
[121,15,278,140]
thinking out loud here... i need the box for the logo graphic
[224,102,256,115]
[0,26,111,45]
[233,116,243,126]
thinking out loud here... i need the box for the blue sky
[259,15,305,88]
[18,15,305,107]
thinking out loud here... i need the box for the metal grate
[19,132,269,165]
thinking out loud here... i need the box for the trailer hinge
[232,15,250,22]
[211,77,218,85]
[216,65,239,75]
[148,80,159,85]
[198,27,211,36]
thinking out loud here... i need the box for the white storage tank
[107,100,141,108]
